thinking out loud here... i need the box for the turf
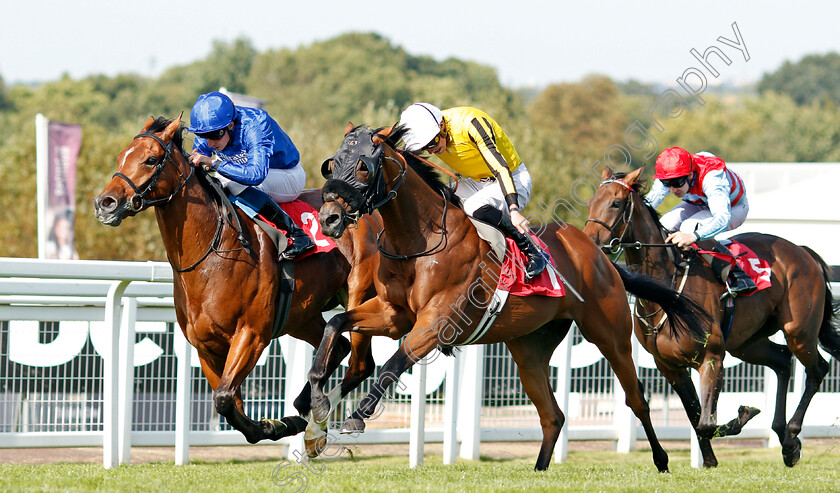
[2,444,839,492]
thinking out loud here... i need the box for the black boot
[257,201,315,260]
[472,205,547,281]
[711,242,757,297]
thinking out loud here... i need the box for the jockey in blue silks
[188,91,314,260]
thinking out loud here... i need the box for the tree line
[0,33,837,260]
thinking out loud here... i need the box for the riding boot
[710,242,757,297]
[472,204,547,281]
[257,201,315,260]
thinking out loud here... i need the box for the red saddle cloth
[498,235,565,298]
[257,200,338,260]
[698,240,772,295]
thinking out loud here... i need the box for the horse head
[319,124,398,238]
[94,115,190,226]
[583,166,645,249]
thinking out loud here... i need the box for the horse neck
[623,193,673,279]
[377,155,455,252]
[154,159,220,270]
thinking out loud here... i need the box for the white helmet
[399,103,443,151]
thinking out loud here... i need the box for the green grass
[2,444,839,492]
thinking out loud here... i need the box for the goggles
[196,128,227,140]
[420,133,442,151]
[661,175,689,188]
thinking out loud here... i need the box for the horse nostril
[95,195,117,213]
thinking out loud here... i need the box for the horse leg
[197,337,303,443]
[341,316,442,434]
[694,352,726,440]
[580,312,669,472]
[783,335,830,467]
[655,363,719,467]
[504,322,569,471]
[308,297,411,424]
[730,327,799,457]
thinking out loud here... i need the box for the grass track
[2,444,839,492]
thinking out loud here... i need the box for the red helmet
[653,147,693,179]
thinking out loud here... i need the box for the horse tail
[801,246,840,359]
[612,262,713,341]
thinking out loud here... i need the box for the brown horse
[584,166,840,467]
[304,124,712,472]
[93,115,381,445]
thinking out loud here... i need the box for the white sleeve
[695,169,732,239]
[644,180,670,209]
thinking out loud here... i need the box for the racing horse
[94,115,381,445]
[305,124,712,472]
[584,166,840,467]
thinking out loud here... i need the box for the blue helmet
[188,91,237,133]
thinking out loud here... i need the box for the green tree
[758,52,840,105]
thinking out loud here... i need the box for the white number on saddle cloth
[300,211,332,247]
[747,258,772,284]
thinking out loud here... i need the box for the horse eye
[146,156,158,166]
[357,160,369,173]
[611,200,622,208]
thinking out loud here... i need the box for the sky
[2,0,839,89]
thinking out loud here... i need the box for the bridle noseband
[112,132,194,212]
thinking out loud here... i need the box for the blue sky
[2,0,838,88]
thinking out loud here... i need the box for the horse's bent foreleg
[504,326,566,471]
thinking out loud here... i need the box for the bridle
[323,130,449,260]
[112,132,194,212]
[585,179,636,255]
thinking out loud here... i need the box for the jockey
[398,103,547,280]
[646,146,756,296]
[188,91,314,260]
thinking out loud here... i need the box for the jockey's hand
[189,151,215,171]
[666,231,698,248]
[510,209,530,234]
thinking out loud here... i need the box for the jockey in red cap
[646,147,756,296]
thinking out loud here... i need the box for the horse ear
[344,122,355,135]
[625,166,645,185]
[141,116,155,133]
[601,167,613,181]
[374,125,394,143]
[161,116,181,142]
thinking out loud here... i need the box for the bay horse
[584,166,840,467]
[93,115,381,445]
[305,124,711,472]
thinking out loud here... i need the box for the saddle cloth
[256,200,337,260]
[698,239,772,295]
[467,217,564,298]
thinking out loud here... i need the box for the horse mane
[382,125,461,207]
[145,116,188,158]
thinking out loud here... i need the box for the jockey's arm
[213,124,274,186]
[695,169,732,240]
[467,118,519,208]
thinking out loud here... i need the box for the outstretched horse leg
[656,363,728,467]
[340,315,443,434]
[308,297,412,424]
[694,352,726,440]
[784,338,830,467]
[504,322,570,471]
[580,310,669,472]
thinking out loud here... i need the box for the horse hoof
[305,433,329,458]
[259,418,287,440]
[340,417,366,434]
[783,437,802,467]
[738,405,761,422]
